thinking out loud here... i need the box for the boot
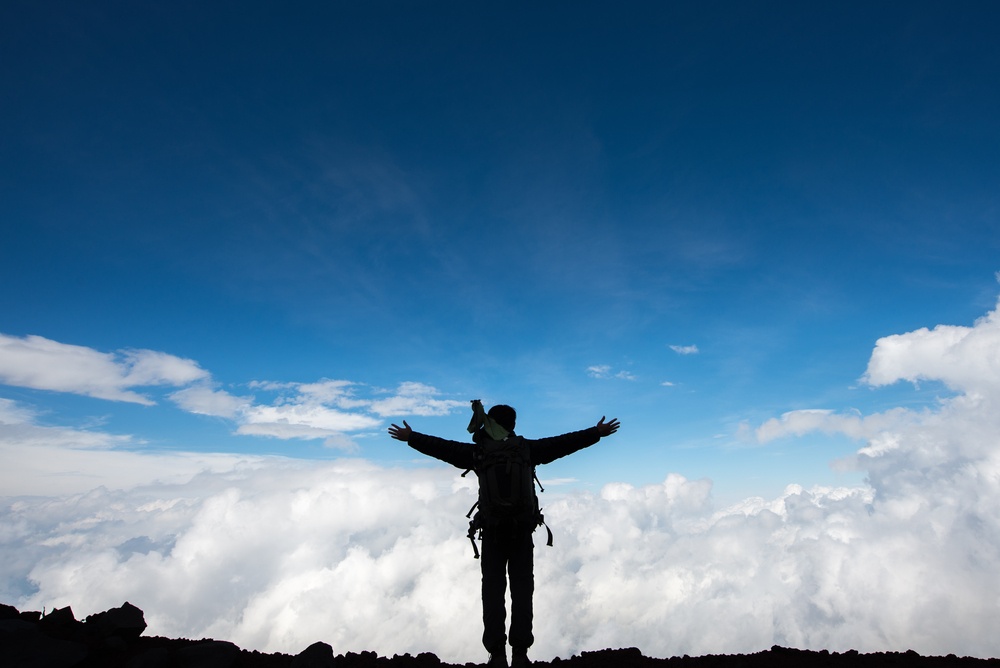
[486,647,508,668]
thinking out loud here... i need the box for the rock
[0,617,89,668]
[416,651,442,666]
[173,639,241,668]
[38,605,80,640]
[84,601,147,640]
[126,646,171,668]
[292,640,336,668]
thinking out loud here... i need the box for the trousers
[480,523,535,652]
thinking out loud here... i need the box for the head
[487,404,516,433]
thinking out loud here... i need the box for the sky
[2,0,1000,662]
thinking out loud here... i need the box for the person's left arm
[530,417,620,465]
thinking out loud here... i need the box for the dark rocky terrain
[2,602,998,668]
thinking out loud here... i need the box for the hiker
[388,400,620,668]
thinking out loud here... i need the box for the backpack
[462,435,553,559]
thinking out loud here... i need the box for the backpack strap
[467,520,481,559]
[533,470,544,493]
[538,513,554,547]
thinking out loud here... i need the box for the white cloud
[240,403,381,434]
[2,460,484,659]
[863,301,1000,395]
[752,407,916,444]
[368,382,466,417]
[0,397,38,424]
[0,334,208,405]
[669,344,699,355]
[121,349,210,387]
[170,385,249,418]
[0,409,132,454]
[296,380,370,409]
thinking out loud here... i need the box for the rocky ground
[2,602,998,668]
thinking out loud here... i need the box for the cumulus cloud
[7,300,1000,661]
[0,334,208,405]
[1,461,483,659]
[863,304,1000,395]
[669,344,699,355]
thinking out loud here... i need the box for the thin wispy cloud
[368,382,466,417]
[669,345,699,355]
[0,335,465,449]
[0,334,208,405]
[586,365,635,380]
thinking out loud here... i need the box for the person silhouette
[389,400,620,668]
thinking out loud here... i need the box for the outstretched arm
[530,416,621,465]
[387,421,475,470]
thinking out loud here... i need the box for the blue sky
[3,2,1000,659]
[3,0,997,497]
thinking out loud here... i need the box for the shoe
[487,649,508,668]
[511,648,530,667]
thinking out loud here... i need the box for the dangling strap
[533,470,545,493]
[535,470,550,546]
[541,518,553,547]
[467,521,481,559]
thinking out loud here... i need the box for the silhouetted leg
[480,527,509,652]
[507,528,535,650]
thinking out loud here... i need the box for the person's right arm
[389,421,475,470]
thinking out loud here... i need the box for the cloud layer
[4,300,1000,662]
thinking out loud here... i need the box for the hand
[596,416,620,437]
[388,421,412,442]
